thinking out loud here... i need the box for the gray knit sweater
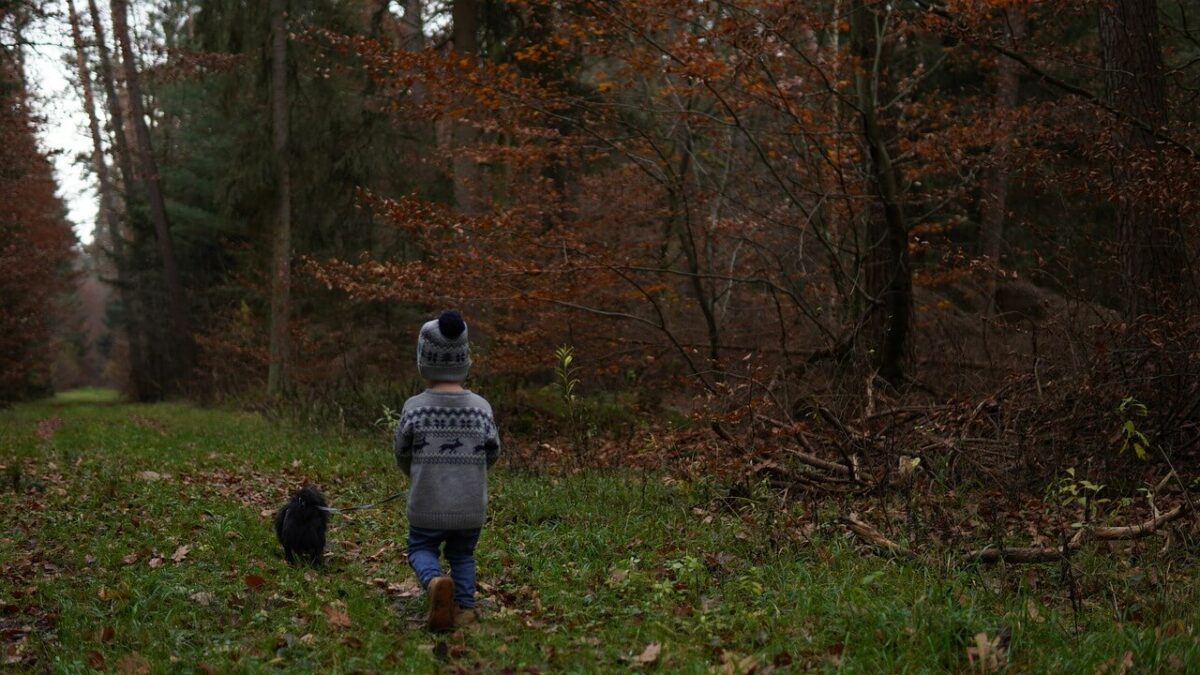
[394,389,500,529]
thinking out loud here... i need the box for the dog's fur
[274,486,328,566]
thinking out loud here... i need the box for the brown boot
[426,576,455,632]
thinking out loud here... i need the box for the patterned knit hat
[417,310,471,382]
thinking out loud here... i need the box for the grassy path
[2,390,1198,672]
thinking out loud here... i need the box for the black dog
[274,486,328,566]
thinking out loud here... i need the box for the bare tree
[110,0,193,387]
[979,8,1025,312]
[451,0,482,214]
[267,0,291,396]
[78,0,154,398]
[850,0,911,384]
[1099,0,1186,317]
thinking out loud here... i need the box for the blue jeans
[407,526,482,608]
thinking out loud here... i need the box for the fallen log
[1090,505,1184,540]
[965,504,1189,564]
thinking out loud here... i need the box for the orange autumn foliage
[0,65,78,404]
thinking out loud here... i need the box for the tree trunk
[402,0,424,48]
[451,0,482,214]
[267,0,291,397]
[68,0,141,395]
[88,0,136,204]
[851,0,911,385]
[84,0,156,399]
[365,0,421,47]
[110,0,193,387]
[1099,0,1185,317]
[673,129,721,367]
[979,9,1025,312]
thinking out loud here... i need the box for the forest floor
[2,390,1199,672]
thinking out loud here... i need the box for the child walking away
[394,310,501,631]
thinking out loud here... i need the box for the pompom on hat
[417,310,471,381]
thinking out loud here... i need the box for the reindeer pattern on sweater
[394,389,500,529]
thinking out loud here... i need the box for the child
[394,310,500,631]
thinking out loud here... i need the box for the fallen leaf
[121,553,139,566]
[97,626,114,642]
[633,642,660,665]
[1160,619,1188,637]
[826,642,844,666]
[244,574,266,589]
[719,650,759,675]
[85,651,104,669]
[965,632,1007,672]
[116,652,151,674]
[4,644,23,666]
[380,578,421,598]
[189,592,215,606]
[275,633,297,652]
[1094,650,1134,675]
[323,602,352,628]
[148,557,164,569]
[366,543,395,561]
[138,471,166,482]
[1026,599,1041,622]
[171,545,190,563]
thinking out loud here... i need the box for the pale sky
[24,0,138,247]
[24,1,419,247]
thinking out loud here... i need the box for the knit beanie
[417,310,471,382]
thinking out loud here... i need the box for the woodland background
[4,0,1200,539]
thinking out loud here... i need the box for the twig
[965,545,1067,564]
[840,512,911,557]
[784,447,853,477]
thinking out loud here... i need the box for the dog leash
[317,490,407,514]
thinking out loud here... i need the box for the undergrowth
[1,390,1197,672]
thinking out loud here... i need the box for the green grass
[2,390,1198,672]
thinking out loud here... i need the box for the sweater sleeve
[394,411,414,476]
[484,414,501,469]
